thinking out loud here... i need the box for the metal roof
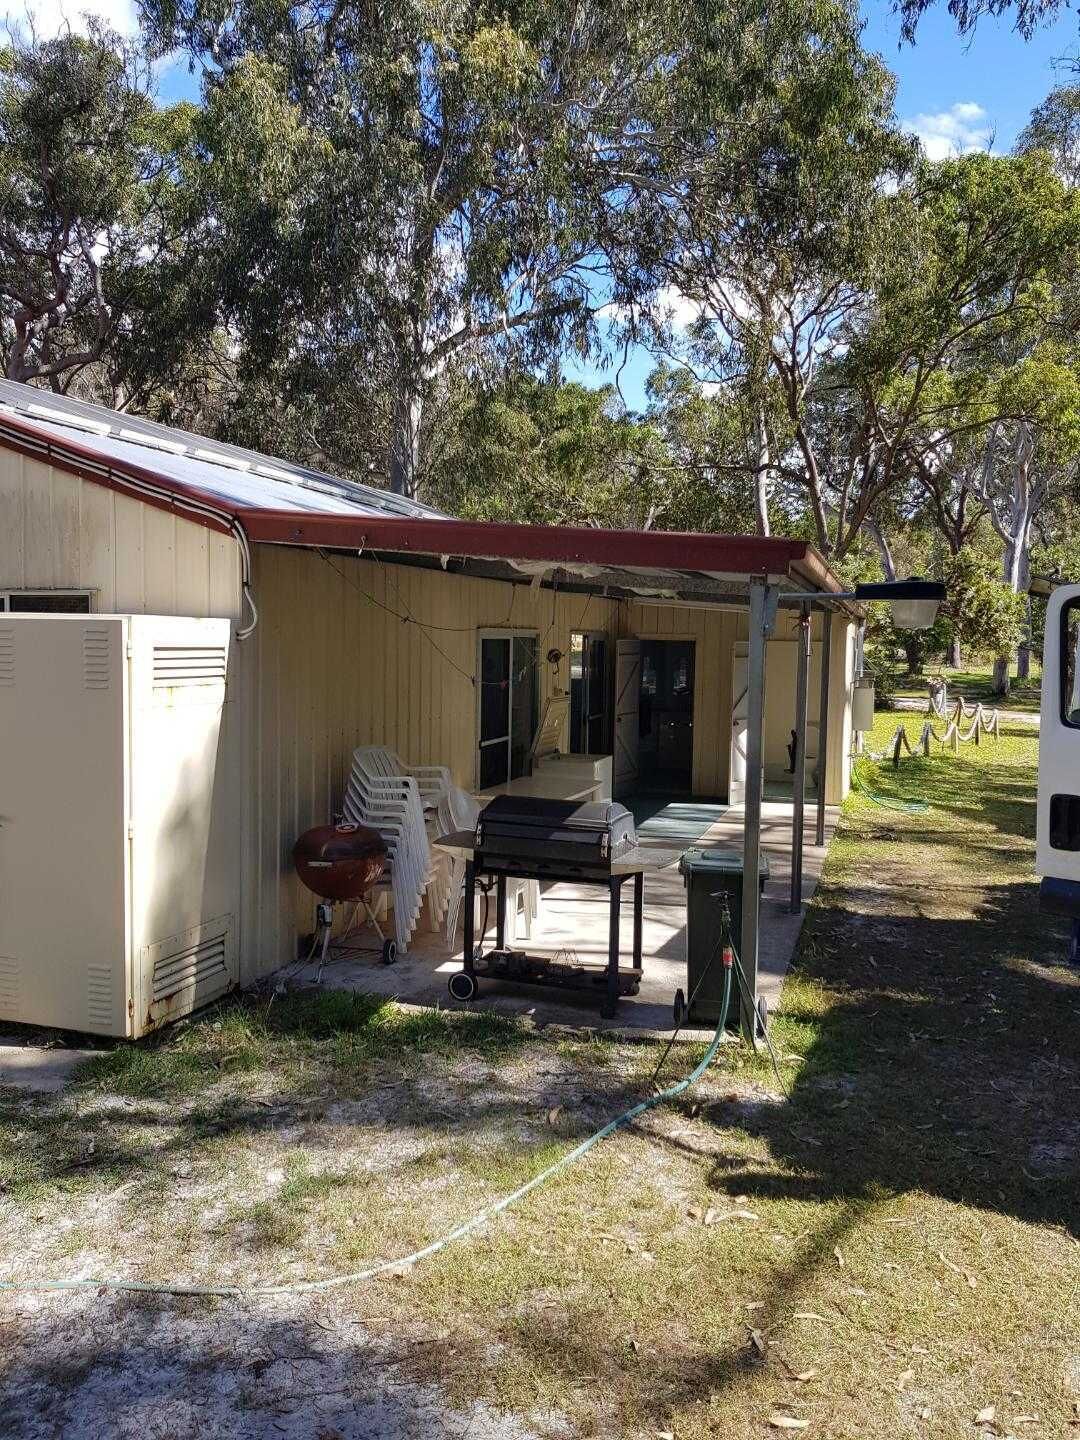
[0,379,445,522]
[0,378,847,603]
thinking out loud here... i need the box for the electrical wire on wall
[317,548,593,691]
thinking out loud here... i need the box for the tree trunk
[994,532,1028,699]
[1017,590,1033,680]
[753,407,771,537]
[863,516,897,581]
[389,382,424,498]
[949,636,962,668]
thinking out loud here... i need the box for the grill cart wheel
[673,988,686,1027]
[382,939,397,965]
[448,971,478,1002]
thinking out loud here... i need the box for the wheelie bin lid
[678,847,770,878]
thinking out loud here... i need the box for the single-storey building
[0,379,859,1036]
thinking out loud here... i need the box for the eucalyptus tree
[627,0,916,552]
[1018,85,1080,186]
[137,0,690,499]
[0,24,198,397]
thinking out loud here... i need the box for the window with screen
[0,591,92,613]
[1063,599,1080,727]
[477,632,538,788]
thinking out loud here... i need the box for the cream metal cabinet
[0,614,239,1036]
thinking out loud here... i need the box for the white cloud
[654,284,702,331]
[902,101,993,161]
[3,0,139,40]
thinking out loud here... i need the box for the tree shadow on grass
[704,878,1080,1238]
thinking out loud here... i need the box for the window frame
[569,629,611,755]
[476,628,540,789]
[0,588,95,613]
[1061,597,1080,729]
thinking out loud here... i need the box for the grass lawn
[1,714,1078,1439]
[892,663,1043,714]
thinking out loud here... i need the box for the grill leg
[496,873,507,950]
[604,876,621,1019]
[463,861,476,975]
[633,871,644,969]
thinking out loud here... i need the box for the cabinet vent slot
[0,629,12,687]
[86,963,113,1024]
[152,934,228,1002]
[152,645,227,689]
[83,628,110,689]
[0,956,20,1012]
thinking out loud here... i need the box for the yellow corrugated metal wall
[0,454,242,616]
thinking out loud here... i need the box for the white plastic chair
[353,746,452,814]
[342,760,436,952]
[436,788,540,948]
[348,750,451,927]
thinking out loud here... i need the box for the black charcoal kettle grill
[437,795,680,1018]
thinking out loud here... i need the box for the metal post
[790,603,811,914]
[815,607,833,848]
[605,876,621,1019]
[740,577,768,1040]
[496,873,507,949]
[463,861,476,974]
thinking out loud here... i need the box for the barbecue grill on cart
[436,795,681,1018]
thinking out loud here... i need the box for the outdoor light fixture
[852,577,945,631]
[782,576,945,630]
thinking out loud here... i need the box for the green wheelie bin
[676,848,770,1026]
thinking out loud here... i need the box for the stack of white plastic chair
[436,787,541,949]
[342,755,434,954]
[355,745,452,814]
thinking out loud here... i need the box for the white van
[1036,582,1080,962]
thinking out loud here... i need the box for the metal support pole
[605,876,621,1019]
[790,603,811,914]
[740,577,768,1040]
[463,861,476,974]
[815,607,833,848]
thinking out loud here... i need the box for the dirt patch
[0,1291,570,1439]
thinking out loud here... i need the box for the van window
[1063,600,1080,727]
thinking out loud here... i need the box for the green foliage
[940,550,1028,657]
[428,376,659,526]
[1017,84,1080,187]
[895,0,1068,42]
[0,25,197,392]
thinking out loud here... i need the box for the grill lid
[475,794,637,862]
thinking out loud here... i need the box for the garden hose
[851,757,928,814]
[0,967,735,1301]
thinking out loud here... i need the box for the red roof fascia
[238,509,842,592]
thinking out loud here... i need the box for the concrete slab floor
[0,1041,95,1093]
[289,798,841,1037]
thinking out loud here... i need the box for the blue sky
[7,0,1078,409]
